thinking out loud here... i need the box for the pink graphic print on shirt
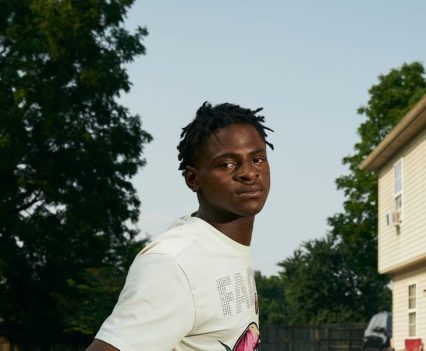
[219,322,260,351]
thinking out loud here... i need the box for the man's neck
[195,210,254,246]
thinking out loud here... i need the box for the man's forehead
[210,123,262,140]
[201,124,266,154]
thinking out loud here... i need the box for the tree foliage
[0,0,151,348]
[255,271,287,326]
[278,235,365,325]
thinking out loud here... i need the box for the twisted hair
[177,101,274,175]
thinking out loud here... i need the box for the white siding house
[360,95,426,351]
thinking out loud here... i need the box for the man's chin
[239,205,265,217]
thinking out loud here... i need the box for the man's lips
[236,186,263,196]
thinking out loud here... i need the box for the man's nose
[234,161,258,182]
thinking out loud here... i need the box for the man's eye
[220,161,237,169]
[253,157,265,164]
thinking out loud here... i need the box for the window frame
[394,159,403,210]
[408,283,417,337]
[393,159,403,234]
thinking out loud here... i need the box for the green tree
[255,271,287,327]
[328,62,426,319]
[60,240,143,336]
[278,234,366,325]
[0,0,151,349]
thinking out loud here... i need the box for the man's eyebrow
[213,148,267,160]
[213,152,239,160]
[250,148,267,154]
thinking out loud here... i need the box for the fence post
[348,327,352,351]
[288,328,292,351]
[325,326,329,351]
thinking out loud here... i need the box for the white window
[408,284,417,336]
[394,160,402,195]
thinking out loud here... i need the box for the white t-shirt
[95,216,260,351]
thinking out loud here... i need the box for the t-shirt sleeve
[95,253,196,351]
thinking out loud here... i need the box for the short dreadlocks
[177,102,274,175]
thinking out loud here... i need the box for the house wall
[377,127,426,274]
[392,265,426,350]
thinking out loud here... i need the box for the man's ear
[185,166,199,192]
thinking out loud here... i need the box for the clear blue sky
[120,0,426,276]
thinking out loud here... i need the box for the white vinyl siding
[377,128,426,273]
[369,99,426,351]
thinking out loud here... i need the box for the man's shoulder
[139,216,205,259]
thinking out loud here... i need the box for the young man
[87,102,273,351]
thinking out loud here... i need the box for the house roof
[360,95,426,171]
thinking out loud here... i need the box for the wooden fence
[260,324,366,351]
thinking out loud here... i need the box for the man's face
[186,124,270,222]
